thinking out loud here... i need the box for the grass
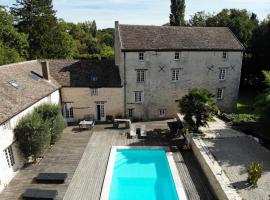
[233,90,270,142]
[237,91,258,114]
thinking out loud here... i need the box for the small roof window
[30,71,42,81]
[8,80,21,90]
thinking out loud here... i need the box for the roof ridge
[119,24,228,29]
[0,60,38,69]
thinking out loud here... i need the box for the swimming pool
[100,146,187,200]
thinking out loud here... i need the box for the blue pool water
[109,149,179,200]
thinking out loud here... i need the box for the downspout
[124,52,127,118]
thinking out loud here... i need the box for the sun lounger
[22,189,58,200]
[35,173,67,184]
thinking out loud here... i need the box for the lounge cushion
[35,173,67,184]
[22,189,58,200]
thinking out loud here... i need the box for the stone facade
[115,23,244,120]
[61,87,124,122]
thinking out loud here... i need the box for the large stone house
[0,61,61,192]
[115,22,244,120]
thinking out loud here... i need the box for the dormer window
[175,52,180,60]
[91,75,98,82]
[8,80,21,90]
[139,52,144,61]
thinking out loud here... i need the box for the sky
[1,0,270,29]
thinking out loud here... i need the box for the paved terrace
[201,118,270,200]
[0,120,216,200]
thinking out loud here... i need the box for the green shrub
[179,88,218,132]
[247,161,263,187]
[51,114,65,144]
[14,112,50,161]
[225,113,259,123]
[35,104,64,144]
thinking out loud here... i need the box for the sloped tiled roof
[118,24,244,51]
[0,60,60,124]
[48,59,122,88]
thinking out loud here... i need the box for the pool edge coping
[100,146,188,200]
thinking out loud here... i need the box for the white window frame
[172,69,180,81]
[91,88,98,96]
[136,70,145,83]
[219,68,226,80]
[134,91,143,103]
[174,52,180,60]
[4,145,15,168]
[64,103,74,118]
[217,88,224,100]
[159,109,166,117]
[139,52,144,61]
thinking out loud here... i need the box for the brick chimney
[41,61,50,81]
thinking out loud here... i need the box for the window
[172,69,180,81]
[64,103,74,118]
[159,109,166,117]
[91,88,98,96]
[8,80,21,90]
[2,120,11,130]
[128,109,133,117]
[217,88,223,100]
[136,70,145,83]
[139,52,144,61]
[91,75,98,82]
[219,68,226,80]
[30,72,42,81]
[222,51,228,59]
[175,52,180,60]
[134,91,143,103]
[4,146,15,168]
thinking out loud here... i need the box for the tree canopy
[0,6,28,65]
[170,0,185,26]
[179,88,218,132]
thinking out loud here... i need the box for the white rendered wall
[0,89,60,192]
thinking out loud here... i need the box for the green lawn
[237,91,258,114]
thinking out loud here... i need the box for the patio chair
[35,173,67,184]
[129,124,137,138]
[140,124,147,138]
[22,189,58,200]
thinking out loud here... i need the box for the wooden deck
[63,123,216,200]
[0,121,216,200]
[0,127,92,200]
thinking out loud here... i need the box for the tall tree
[169,0,185,26]
[11,1,77,59]
[0,5,28,65]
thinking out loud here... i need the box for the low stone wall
[190,135,242,200]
